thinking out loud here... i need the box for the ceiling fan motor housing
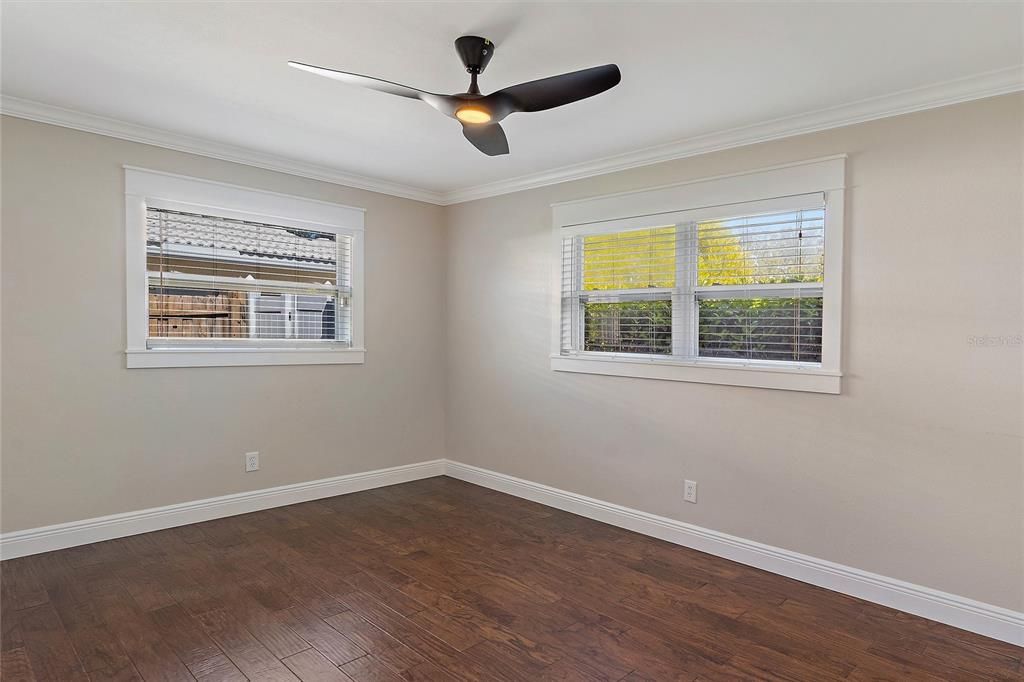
[289,38,620,157]
[455,36,494,74]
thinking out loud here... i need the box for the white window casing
[551,156,845,394]
[125,167,365,368]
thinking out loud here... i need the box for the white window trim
[550,155,845,394]
[124,166,366,369]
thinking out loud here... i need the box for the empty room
[1,1,1022,680]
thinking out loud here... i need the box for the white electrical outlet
[245,452,260,472]
[684,479,698,503]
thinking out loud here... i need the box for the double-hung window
[125,168,364,368]
[553,157,844,393]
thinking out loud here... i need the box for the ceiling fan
[289,36,621,156]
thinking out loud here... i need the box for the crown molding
[3,65,1021,206]
[442,64,1024,204]
[0,95,447,205]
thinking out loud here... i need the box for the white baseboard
[2,458,1020,646]
[0,459,446,560]
[445,460,1024,647]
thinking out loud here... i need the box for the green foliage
[584,300,672,354]
[697,221,754,285]
[698,297,823,362]
[699,219,823,285]
[582,227,675,290]
[579,221,823,361]
[581,222,764,289]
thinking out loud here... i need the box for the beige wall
[3,95,1022,612]
[444,94,1024,611]
[1,116,447,532]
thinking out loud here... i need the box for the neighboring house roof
[146,209,337,264]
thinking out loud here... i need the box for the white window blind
[560,203,826,366]
[146,208,352,348]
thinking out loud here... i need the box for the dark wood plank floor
[2,477,1021,681]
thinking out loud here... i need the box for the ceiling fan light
[455,106,492,124]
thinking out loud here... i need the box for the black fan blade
[483,64,620,117]
[462,123,509,156]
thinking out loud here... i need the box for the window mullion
[284,294,295,340]
[672,222,697,359]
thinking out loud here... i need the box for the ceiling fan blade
[484,64,620,116]
[288,61,434,100]
[462,123,509,156]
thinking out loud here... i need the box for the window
[552,157,844,393]
[146,209,349,344]
[565,209,825,362]
[125,168,364,368]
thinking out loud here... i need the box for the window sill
[126,347,366,369]
[550,355,840,394]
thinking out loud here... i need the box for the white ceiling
[3,1,1022,200]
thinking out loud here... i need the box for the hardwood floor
[1,476,1021,681]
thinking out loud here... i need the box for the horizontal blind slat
[561,207,825,365]
[147,207,351,347]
